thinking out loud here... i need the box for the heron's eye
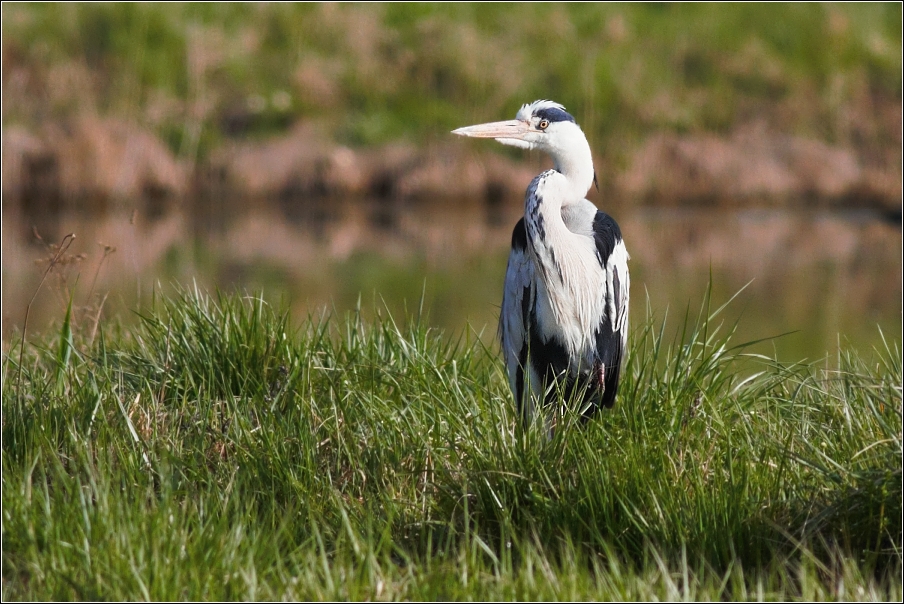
[538,119,550,130]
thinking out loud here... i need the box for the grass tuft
[3,287,900,600]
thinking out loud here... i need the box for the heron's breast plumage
[524,171,619,372]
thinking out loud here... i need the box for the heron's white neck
[546,127,594,204]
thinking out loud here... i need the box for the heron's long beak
[452,120,531,142]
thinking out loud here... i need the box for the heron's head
[452,100,585,155]
[453,100,595,197]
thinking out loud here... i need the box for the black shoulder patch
[535,107,576,124]
[511,217,528,251]
[592,211,623,267]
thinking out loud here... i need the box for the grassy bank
[4,3,900,152]
[2,288,901,600]
[3,4,901,212]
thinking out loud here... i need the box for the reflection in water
[2,196,901,364]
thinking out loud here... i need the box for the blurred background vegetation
[4,3,900,153]
[2,2,901,361]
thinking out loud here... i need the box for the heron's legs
[593,361,606,394]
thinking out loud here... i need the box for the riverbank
[3,3,901,220]
[3,115,901,225]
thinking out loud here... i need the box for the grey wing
[592,211,630,410]
[499,218,535,413]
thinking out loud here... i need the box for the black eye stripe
[534,107,576,124]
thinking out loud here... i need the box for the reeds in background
[3,3,901,208]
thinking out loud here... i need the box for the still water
[3,196,901,364]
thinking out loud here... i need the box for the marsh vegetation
[2,288,901,600]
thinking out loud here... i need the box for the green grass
[2,287,901,600]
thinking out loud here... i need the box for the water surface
[3,197,900,364]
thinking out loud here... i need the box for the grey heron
[453,100,629,422]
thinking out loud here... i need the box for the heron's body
[454,100,629,421]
